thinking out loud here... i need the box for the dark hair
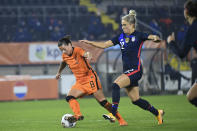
[58,35,72,47]
[184,0,197,17]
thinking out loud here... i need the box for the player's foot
[74,115,84,121]
[65,116,77,123]
[156,110,165,125]
[66,115,84,123]
[103,113,115,123]
[118,119,128,126]
[115,112,128,126]
[76,115,84,121]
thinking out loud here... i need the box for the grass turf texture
[0,95,197,131]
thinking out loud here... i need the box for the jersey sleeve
[183,26,196,46]
[111,34,120,45]
[140,32,149,41]
[62,54,66,61]
[77,47,85,57]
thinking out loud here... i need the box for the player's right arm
[56,61,67,79]
[79,40,114,49]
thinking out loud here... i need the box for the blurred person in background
[28,13,45,41]
[80,9,164,125]
[167,0,197,107]
[177,22,188,44]
[50,26,65,41]
[13,27,32,42]
[149,18,161,35]
[56,36,127,126]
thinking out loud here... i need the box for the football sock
[68,99,82,116]
[148,105,159,116]
[100,100,122,120]
[100,100,108,107]
[189,97,197,107]
[132,98,158,116]
[112,83,120,104]
[103,101,112,112]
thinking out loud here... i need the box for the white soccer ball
[61,114,76,128]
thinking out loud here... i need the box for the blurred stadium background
[0,0,196,101]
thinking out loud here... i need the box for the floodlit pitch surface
[0,95,197,131]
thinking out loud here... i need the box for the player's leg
[111,74,130,115]
[93,89,115,122]
[186,81,197,107]
[93,89,128,126]
[88,73,128,126]
[125,86,158,114]
[125,86,164,125]
[66,87,85,121]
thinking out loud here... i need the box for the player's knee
[186,88,193,101]
[112,83,120,89]
[65,95,76,102]
[99,100,108,107]
[186,92,191,101]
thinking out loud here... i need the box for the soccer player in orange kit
[55,35,127,126]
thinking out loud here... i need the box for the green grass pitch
[0,95,197,131]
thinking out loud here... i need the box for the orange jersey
[62,47,93,84]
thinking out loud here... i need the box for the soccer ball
[61,114,76,128]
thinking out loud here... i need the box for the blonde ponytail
[129,10,136,18]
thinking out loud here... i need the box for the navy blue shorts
[124,68,143,87]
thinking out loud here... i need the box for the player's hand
[111,104,118,116]
[153,35,161,42]
[55,73,61,80]
[167,32,175,43]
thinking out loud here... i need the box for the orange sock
[68,99,82,116]
[104,102,124,120]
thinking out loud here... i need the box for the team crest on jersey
[131,36,135,42]
[125,37,129,43]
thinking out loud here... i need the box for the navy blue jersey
[111,31,149,73]
[169,19,197,59]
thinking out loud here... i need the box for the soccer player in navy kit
[167,0,197,107]
[80,10,164,125]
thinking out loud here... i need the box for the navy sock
[189,97,197,107]
[149,106,159,116]
[133,98,158,116]
[112,83,120,104]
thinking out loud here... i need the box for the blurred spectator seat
[170,7,183,16]
[134,0,155,6]
[155,0,175,6]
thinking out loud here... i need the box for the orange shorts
[72,72,102,95]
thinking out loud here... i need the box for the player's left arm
[56,61,67,79]
[148,35,161,42]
